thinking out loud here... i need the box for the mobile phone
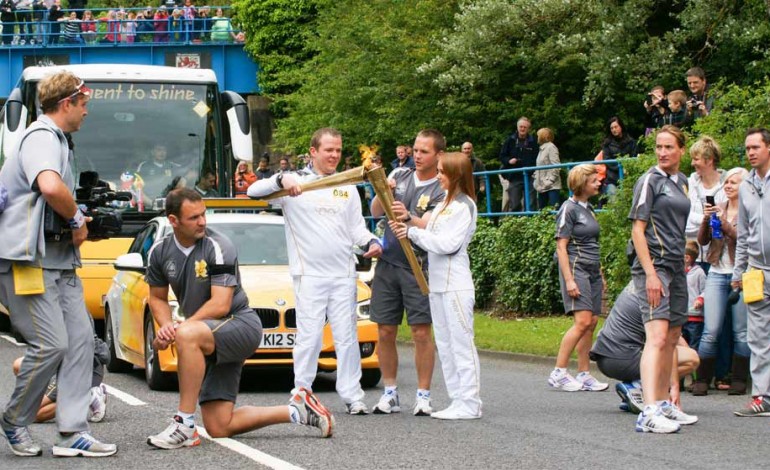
[706,195,715,206]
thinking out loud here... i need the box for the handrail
[358,159,625,230]
[0,5,242,47]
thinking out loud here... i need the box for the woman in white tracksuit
[390,152,481,420]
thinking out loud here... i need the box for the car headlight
[169,300,185,323]
[356,300,370,321]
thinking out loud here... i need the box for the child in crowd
[684,240,706,351]
[664,90,688,128]
[643,85,669,135]
[122,11,137,43]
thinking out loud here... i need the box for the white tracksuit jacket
[407,192,482,415]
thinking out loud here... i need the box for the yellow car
[104,212,380,390]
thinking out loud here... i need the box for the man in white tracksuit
[247,128,382,414]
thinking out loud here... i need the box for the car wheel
[104,308,133,373]
[360,368,381,388]
[144,315,176,391]
[0,312,10,332]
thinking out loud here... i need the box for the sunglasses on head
[58,80,92,104]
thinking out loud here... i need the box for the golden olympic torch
[360,146,430,295]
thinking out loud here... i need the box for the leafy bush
[469,212,561,316]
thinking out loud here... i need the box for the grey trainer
[52,432,117,457]
[1,420,42,457]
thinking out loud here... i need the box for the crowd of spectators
[0,0,243,46]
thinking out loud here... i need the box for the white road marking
[103,382,305,470]
[197,427,305,470]
[102,383,147,406]
[0,334,25,346]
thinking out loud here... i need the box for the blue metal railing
[358,159,625,231]
[0,5,241,47]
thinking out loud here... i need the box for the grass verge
[397,314,604,358]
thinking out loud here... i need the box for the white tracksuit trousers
[430,289,482,415]
[291,275,365,404]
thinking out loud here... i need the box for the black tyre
[144,315,176,391]
[104,308,133,373]
[360,368,381,388]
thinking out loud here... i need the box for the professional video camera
[44,171,131,241]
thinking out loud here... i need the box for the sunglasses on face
[58,80,92,104]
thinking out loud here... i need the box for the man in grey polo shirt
[146,188,334,449]
[370,129,446,416]
[0,70,116,457]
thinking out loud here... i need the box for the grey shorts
[593,351,642,383]
[631,262,687,327]
[199,311,262,404]
[370,260,431,325]
[559,262,602,315]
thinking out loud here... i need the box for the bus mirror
[221,91,252,162]
[2,88,28,160]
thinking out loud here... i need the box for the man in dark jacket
[0,0,15,45]
[499,117,538,212]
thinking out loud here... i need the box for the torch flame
[359,144,379,170]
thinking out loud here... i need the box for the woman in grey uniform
[628,125,697,433]
[548,164,608,392]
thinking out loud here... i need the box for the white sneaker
[52,432,117,457]
[413,395,433,416]
[660,401,698,425]
[289,388,334,438]
[576,372,609,392]
[548,369,582,392]
[345,400,369,415]
[373,389,400,414]
[147,416,201,449]
[431,404,481,420]
[635,407,681,434]
[88,384,107,423]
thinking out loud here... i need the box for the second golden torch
[361,146,430,295]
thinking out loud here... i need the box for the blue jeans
[698,272,750,358]
[682,320,704,351]
[537,190,560,210]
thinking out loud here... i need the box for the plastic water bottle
[710,213,723,239]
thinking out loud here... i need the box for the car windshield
[212,222,288,266]
[68,81,220,203]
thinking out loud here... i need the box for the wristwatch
[403,213,412,223]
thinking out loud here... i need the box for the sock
[576,371,589,378]
[554,367,567,375]
[416,389,430,399]
[643,404,657,416]
[288,405,301,424]
[655,400,667,408]
[384,385,398,395]
[631,379,642,389]
[176,411,195,428]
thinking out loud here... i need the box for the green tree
[232,0,328,117]
[272,0,459,155]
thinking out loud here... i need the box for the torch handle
[367,167,430,295]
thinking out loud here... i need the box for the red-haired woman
[390,152,481,420]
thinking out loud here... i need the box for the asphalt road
[0,334,766,469]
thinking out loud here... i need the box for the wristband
[403,213,412,223]
[69,209,86,229]
[276,173,284,189]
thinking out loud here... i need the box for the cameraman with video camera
[686,67,714,124]
[0,71,116,458]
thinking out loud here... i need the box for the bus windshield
[69,81,222,204]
